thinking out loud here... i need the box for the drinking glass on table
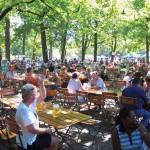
[53,104,60,118]
[36,103,44,111]
[83,82,90,90]
[14,73,18,78]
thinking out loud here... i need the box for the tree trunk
[111,37,117,62]
[81,47,86,61]
[94,32,97,62]
[81,33,89,61]
[22,32,25,55]
[82,34,86,61]
[49,40,53,60]
[93,20,98,62]
[5,19,10,61]
[61,30,67,63]
[146,36,149,65]
[40,23,48,63]
[32,48,35,59]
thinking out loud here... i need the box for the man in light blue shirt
[90,71,106,90]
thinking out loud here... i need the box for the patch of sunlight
[81,128,89,133]
[103,134,111,142]
[84,141,92,146]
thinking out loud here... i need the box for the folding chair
[76,90,88,111]
[86,92,117,127]
[77,93,105,149]
[76,90,87,99]
[119,96,137,108]
[45,89,58,103]
[102,91,118,106]
[57,87,68,101]
[102,92,120,125]
[87,93,105,111]
[119,96,143,123]
[63,92,78,110]
[0,116,24,150]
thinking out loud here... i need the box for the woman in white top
[67,72,84,93]
[67,72,85,102]
[16,77,59,149]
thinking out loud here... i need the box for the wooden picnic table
[1,96,91,129]
[0,94,92,149]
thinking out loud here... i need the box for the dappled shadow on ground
[57,108,114,150]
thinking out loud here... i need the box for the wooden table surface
[0,95,91,129]
[0,94,21,109]
[38,104,91,129]
[84,89,106,95]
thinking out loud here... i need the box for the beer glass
[36,103,43,111]
[53,104,60,117]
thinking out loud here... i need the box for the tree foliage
[0,0,150,62]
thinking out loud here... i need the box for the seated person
[80,66,87,76]
[4,65,17,88]
[112,108,150,150]
[99,65,109,81]
[68,64,77,73]
[16,80,59,149]
[26,67,38,86]
[5,65,17,81]
[120,65,128,75]
[122,77,150,128]
[123,71,134,88]
[67,72,85,102]
[67,72,85,93]
[48,72,61,90]
[90,71,106,90]
[58,66,70,88]
[58,66,70,80]
[52,73,61,86]
[85,67,92,80]
[134,71,145,88]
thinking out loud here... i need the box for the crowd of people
[1,57,150,149]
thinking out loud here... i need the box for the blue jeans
[135,108,150,128]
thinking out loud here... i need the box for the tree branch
[0,0,36,21]
[40,0,62,15]
[0,7,13,21]
[40,0,54,10]
[17,8,43,18]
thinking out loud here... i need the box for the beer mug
[36,103,43,111]
[53,104,60,117]
[14,74,18,78]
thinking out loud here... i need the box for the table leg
[55,128,76,150]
